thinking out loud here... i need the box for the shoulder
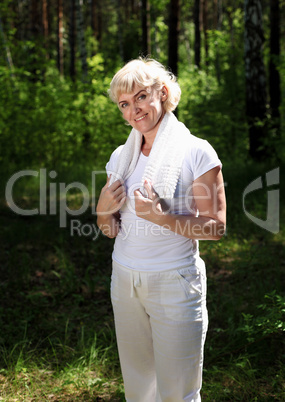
[183,132,221,180]
[105,145,124,173]
[109,145,125,160]
[183,131,217,156]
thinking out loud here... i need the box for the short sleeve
[105,145,124,177]
[192,139,222,181]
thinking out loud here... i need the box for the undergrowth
[0,161,284,401]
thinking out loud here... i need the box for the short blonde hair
[108,58,181,112]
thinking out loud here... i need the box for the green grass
[0,161,284,401]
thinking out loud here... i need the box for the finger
[134,189,143,199]
[109,178,124,191]
[144,180,158,200]
[119,194,127,205]
[143,180,154,199]
[114,186,126,200]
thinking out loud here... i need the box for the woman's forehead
[118,85,150,101]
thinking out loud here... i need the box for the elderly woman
[96,58,226,402]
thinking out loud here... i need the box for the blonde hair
[108,58,181,112]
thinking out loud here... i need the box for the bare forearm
[97,213,120,238]
[152,212,226,240]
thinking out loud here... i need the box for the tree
[269,0,281,136]
[0,12,14,81]
[31,0,40,39]
[194,0,201,68]
[42,0,49,41]
[57,0,64,76]
[75,0,88,81]
[202,0,209,67]
[168,0,180,76]
[91,0,102,46]
[141,0,151,56]
[117,0,124,61]
[69,0,76,80]
[244,0,267,159]
[215,0,223,83]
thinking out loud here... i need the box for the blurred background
[0,1,284,400]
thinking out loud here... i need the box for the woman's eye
[137,94,146,102]
[121,103,128,109]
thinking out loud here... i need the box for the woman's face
[118,85,168,139]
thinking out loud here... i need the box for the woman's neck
[140,110,166,156]
[141,136,154,156]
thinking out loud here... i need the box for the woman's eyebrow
[118,89,146,105]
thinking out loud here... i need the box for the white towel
[109,112,190,199]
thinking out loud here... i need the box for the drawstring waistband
[112,258,205,299]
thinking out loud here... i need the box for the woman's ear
[161,86,168,101]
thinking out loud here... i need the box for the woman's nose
[131,102,140,115]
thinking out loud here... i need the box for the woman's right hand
[96,175,126,216]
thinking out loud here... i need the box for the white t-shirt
[106,132,221,271]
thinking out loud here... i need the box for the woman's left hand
[134,167,226,240]
[134,180,163,223]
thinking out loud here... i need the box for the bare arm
[96,176,126,238]
[134,166,226,240]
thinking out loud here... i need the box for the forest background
[0,0,284,400]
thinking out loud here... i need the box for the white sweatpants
[111,260,208,402]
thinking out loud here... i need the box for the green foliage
[241,291,285,342]
[179,64,247,161]
[0,0,284,168]
[0,59,129,171]
[178,8,248,162]
[151,15,169,64]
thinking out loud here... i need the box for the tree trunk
[91,0,102,45]
[69,0,76,81]
[244,0,267,159]
[269,0,280,136]
[42,0,49,61]
[141,0,151,57]
[57,0,64,76]
[31,0,40,39]
[168,0,180,77]
[117,0,124,61]
[130,0,135,15]
[75,0,88,81]
[42,0,49,39]
[213,0,218,28]
[91,0,97,34]
[202,0,209,67]
[30,0,41,79]
[194,0,201,68]
[0,14,15,79]
[215,0,222,83]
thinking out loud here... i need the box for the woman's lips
[134,114,148,122]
